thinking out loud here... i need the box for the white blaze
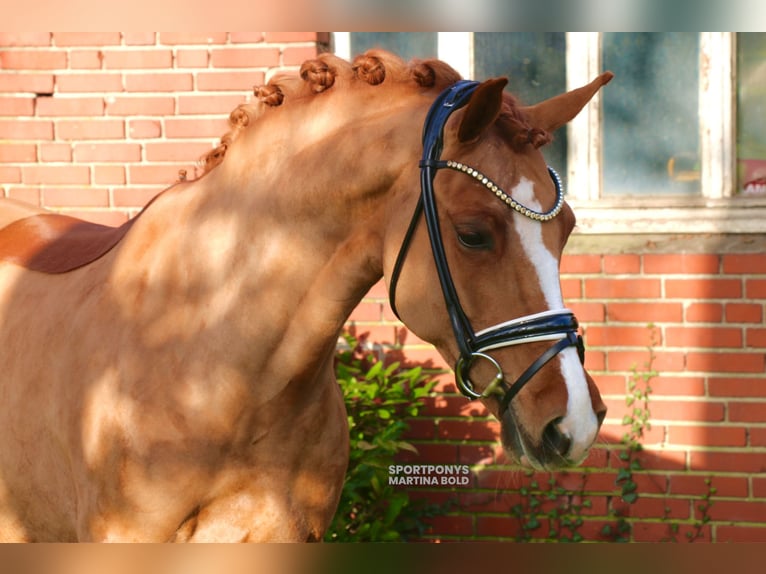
[511,177,598,461]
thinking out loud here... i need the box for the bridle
[388,80,585,413]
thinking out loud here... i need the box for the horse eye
[457,229,493,250]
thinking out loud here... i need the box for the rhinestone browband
[443,160,565,222]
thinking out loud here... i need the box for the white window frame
[333,32,766,234]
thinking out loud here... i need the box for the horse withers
[0,50,611,541]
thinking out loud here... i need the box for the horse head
[386,68,613,471]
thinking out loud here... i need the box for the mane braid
[197,50,463,176]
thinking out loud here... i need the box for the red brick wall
[2,33,765,542]
[0,32,328,224]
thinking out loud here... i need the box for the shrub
[324,330,446,542]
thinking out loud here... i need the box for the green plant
[324,330,446,542]
[511,472,591,542]
[601,325,657,542]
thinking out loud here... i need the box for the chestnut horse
[0,51,611,541]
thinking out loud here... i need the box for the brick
[230,33,266,44]
[210,48,281,68]
[158,33,228,45]
[437,420,499,442]
[665,278,742,300]
[643,253,719,274]
[53,33,121,46]
[716,525,766,543]
[283,46,321,66]
[43,187,109,207]
[606,302,683,323]
[105,96,175,116]
[55,73,124,93]
[0,166,22,183]
[690,451,766,474]
[56,119,125,140]
[746,328,766,348]
[591,374,625,395]
[347,301,383,323]
[430,514,474,537]
[69,50,103,69]
[177,94,247,115]
[263,32,321,43]
[0,96,35,116]
[747,279,766,298]
[164,117,229,139]
[127,119,162,139]
[0,144,36,162]
[39,143,72,162]
[73,143,142,162]
[103,49,173,69]
[585,325,661,348]
[124,73,193,92]
[722,253,766,274]
[649,375,706,397]
[669,474,747,497]
[22,165,90,185]
[607,350,685,373]
[123,33,156,46]
[708,500,766,523]
[196,71,265,91]
[603,254,641,274]
[175,49,209,68]
[584,278,661,299]
[685,302,723,323]
[667,425,747,447]
[726,303,763,323]
[144,142,215,162]
[0,33,52,47]
[35,96,105,117]
[402,418,436,440]
[396,442,458,464]
[0,73,55,94]
[0,50,67,70]
[560,253,601,274]
[752,428,766,447]
[728,401,766,423]
[665,326,742,349]
[686,352,764,374]
[560,277,582,299]
[708,377,766,398]
[93,165,126,185]
[649,400,725,422]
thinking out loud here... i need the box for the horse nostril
[596,407,607,427]
[543,418,571,459]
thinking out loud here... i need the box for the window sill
[568,196,766,235]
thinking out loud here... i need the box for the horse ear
[521,71,614,133]
[457,77,509,143]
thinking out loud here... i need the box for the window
[737,33,766,195]
[333,32,766,233]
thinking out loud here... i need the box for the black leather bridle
[388,80,585,413]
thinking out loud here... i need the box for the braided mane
[199,49,549,176]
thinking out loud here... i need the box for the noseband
[389,80,585,413]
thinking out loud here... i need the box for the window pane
[602,33,700,195]
[350,33,438,60]
[474,33,567,182]
[737,33,766,196]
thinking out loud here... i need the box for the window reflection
[602,33,700,196]
[737,33,766,196]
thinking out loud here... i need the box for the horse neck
[118,95,424,391]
